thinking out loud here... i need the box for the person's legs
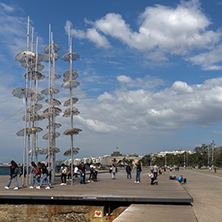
[138,171,141,182]
[6,177,12,187]
[64,174,66,184]
[14,176,18,187]
[31,175,35,187]
[136,171,139,181]
[40,174,47,187]
[80,172,83,183]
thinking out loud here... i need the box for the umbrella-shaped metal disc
[44,44,60,53]
[42,132,60,140]
[12,87,33,99]
[42,53,60,62]
[41,87,59,95]
[62,80,80,88]
[43,107,62,114]
[25,71,45,80]
[16,127,43,136]
[64,147,80,156]
[63,128,82,135]
[15,50,35,63]
[63,69,78,77]
[64,98,78,106]
[45,98,61,106]
[46,123,62,129]
[40,147,60,155]
[63,107,80,117]
[62,52,80,61]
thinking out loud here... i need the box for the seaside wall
[0,204,126,222]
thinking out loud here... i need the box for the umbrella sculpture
[41,25,61,183]
[61,25,82,185]
[13,17,45,186]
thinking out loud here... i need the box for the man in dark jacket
[126,164,132,179]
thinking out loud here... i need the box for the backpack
[35,167,40,174]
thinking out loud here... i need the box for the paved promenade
[178,169,222,222]
[0,169,197,221]
[0,170,192,204]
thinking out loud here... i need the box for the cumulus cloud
[65,0,222,69]
[65,20,111,49]
[77,76,222,133]
[186,44,222,70]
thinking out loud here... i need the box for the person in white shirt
[60,163,67,185]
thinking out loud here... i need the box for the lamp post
[211,140,215,168]
[184,152,186,168]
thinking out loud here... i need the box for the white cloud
[117,74,165,89]
[66,0,222,69]
[186,44,222,70]
[65,21,111,49]
[77,76,222,134]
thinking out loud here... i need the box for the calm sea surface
[0,166,14,175]
[0,166,62,175]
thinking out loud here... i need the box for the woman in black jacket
[5,160,19,190]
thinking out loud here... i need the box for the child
[5,160,19,190]
[148,169,158,185]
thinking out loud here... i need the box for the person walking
[60,163,67,185]
[39,163,50,189]
[36,162,42,183]
[5,160,19,190]
[134,161,142,183]
[19,164,27,178]
[29,162,40,189]
[126,164,132,179]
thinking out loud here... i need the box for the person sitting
[177,175,183,183]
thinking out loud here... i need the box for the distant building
[111,151,122,157]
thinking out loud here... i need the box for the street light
[184,151,186,168]
[211,140,215,168]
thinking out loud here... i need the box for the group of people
[60,162,99,185]
[124,162,160,185]
[5,160,51,190]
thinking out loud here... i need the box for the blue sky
[1,0,222,163]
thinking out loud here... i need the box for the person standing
[74,165,78,178]
[29,162,40,189]
[79,162,86,184]
[5,160,19,190]
[134,161,142,183]
[126,164,132,179]
[153,164,158,179]
[88,163,94,182]
[112,164,116,179]
[39,163,50,189]
[60,163,67,185]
